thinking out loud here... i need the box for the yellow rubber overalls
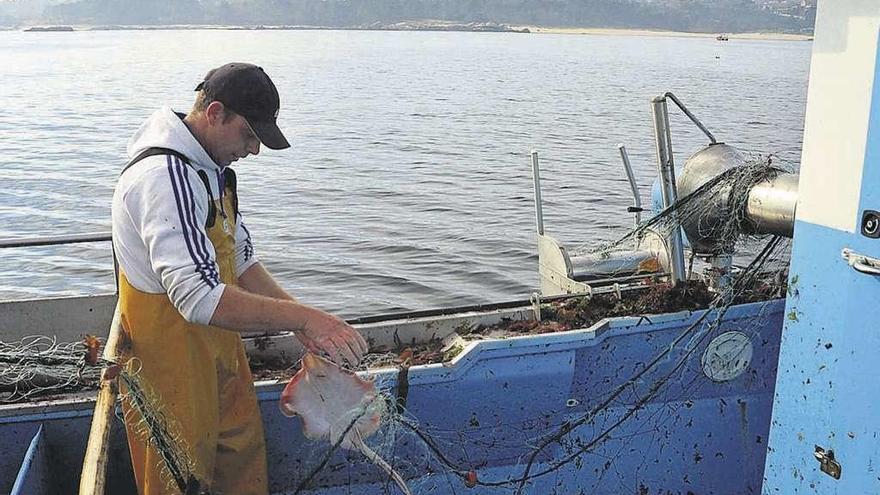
[118,150,268,495]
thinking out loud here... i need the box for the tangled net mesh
[570,152,793,262]
[119,361,202,494]
[0,335,102,402]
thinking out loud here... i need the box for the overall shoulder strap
[196,170,217,228]
[120,147,216,228]
[121,147,190,175]
[223,167,240,218]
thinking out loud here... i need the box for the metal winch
[533,92,799,296]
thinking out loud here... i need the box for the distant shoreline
[12,22,812,40]
[521,26,813,41]
[19,22,530,34]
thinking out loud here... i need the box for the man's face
[206,103,261,167]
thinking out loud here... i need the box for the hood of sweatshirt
[126,106,227,197]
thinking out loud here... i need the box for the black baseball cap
[195,62,291,150]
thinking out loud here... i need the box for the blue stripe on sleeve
[167,157,218,288]
[177,161,220,282]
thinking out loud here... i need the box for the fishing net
[118,361,205,495]
[0,331,203,492]
[0,335,102,402]
[569,152,793,265]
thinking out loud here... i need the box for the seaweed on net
[504,236,788,494]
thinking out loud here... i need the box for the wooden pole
[79,304,127,495]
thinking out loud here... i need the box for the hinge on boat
[814,445,841,480]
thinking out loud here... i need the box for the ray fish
[280,352,412,495]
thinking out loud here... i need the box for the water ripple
[0,30,810,315]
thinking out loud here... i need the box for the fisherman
[111,62,368,495]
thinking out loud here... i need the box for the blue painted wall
[763,27,880,495]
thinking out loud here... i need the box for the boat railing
[0,232,112,249]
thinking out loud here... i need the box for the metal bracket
[662,92,718,144]
[814,445,842,480]
[530,292,542,322]
[841,248,880,276]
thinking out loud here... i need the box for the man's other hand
[296,308,368,367]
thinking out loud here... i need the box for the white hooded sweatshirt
[111,107,258,325]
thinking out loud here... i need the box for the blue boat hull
[2,300,783,494]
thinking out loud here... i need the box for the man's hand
[210,285,369,366]
[296,307,368,366]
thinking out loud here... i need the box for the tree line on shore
[5,0,815,34]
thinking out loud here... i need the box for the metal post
[531,150,545,236]
[617,144,642,228]
[651,95,687,284]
